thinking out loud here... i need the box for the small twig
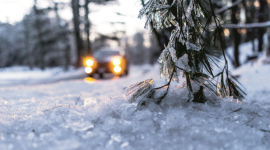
[174,65,185,71]
[154,67,176,90]
[75,94,81,106]
[156,68,175,104]
[243,117,256,125]
[155,84,169,90]
[260,129,270,133]
[43,105,63,112]
[229,107,242,114]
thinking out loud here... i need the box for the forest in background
[0,0,270,70]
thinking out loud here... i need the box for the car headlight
[114,66,121,73]
[85,67,92,73]
[86,59,94,67]
[112,58,121,66]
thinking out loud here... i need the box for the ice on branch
[138,0,154,19]
[153,3,170,11]
[136,0,246,102]
[139,0,179,30]
[186,42,201,51]
[158,46,179,82]
[170,27,181,45]
[177,54,191,72]
[184,0,195,26]
[124,79,155,103]
[195,4,204,18]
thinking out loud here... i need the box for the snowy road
[0,65,270,150]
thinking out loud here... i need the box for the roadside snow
[0,66,87,86]
[0,63,270,149]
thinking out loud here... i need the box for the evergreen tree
[125,0,246,105]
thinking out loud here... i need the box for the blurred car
[83,49,129,78]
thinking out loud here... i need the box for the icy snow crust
[0,65,270,150]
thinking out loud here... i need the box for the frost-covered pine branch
[125,0,246,105]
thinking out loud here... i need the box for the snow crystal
[84,97,97,107]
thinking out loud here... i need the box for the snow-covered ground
[0,66,87,87]
[0,52,270,149]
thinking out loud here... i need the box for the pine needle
[43,105,64,112]
[75,94,81,106]
[229,107,242,114]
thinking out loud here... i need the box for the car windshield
[93,50,120,59]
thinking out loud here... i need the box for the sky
[0,0,34,23]
[89,0,146,36]
[0,0,147,37]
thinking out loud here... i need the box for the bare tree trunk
[54,2,71,71]
[258,0,267,52]
[266,28,270,57]
[23,18,33,69]
[34,0,45,70]
[84,0,91,55]
[72,0,84,67]
[231,0,240,68]
[243,0,256,52]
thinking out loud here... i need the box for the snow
[0,66,87,87]
[227,34,270,103]
[0,55,270,149]
[226,34,268,66]
[232,51,270,103]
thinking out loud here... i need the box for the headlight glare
[86,59,94,66]
[85,67,92,73]
[113,58,121,66]
[114,66,121,73]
